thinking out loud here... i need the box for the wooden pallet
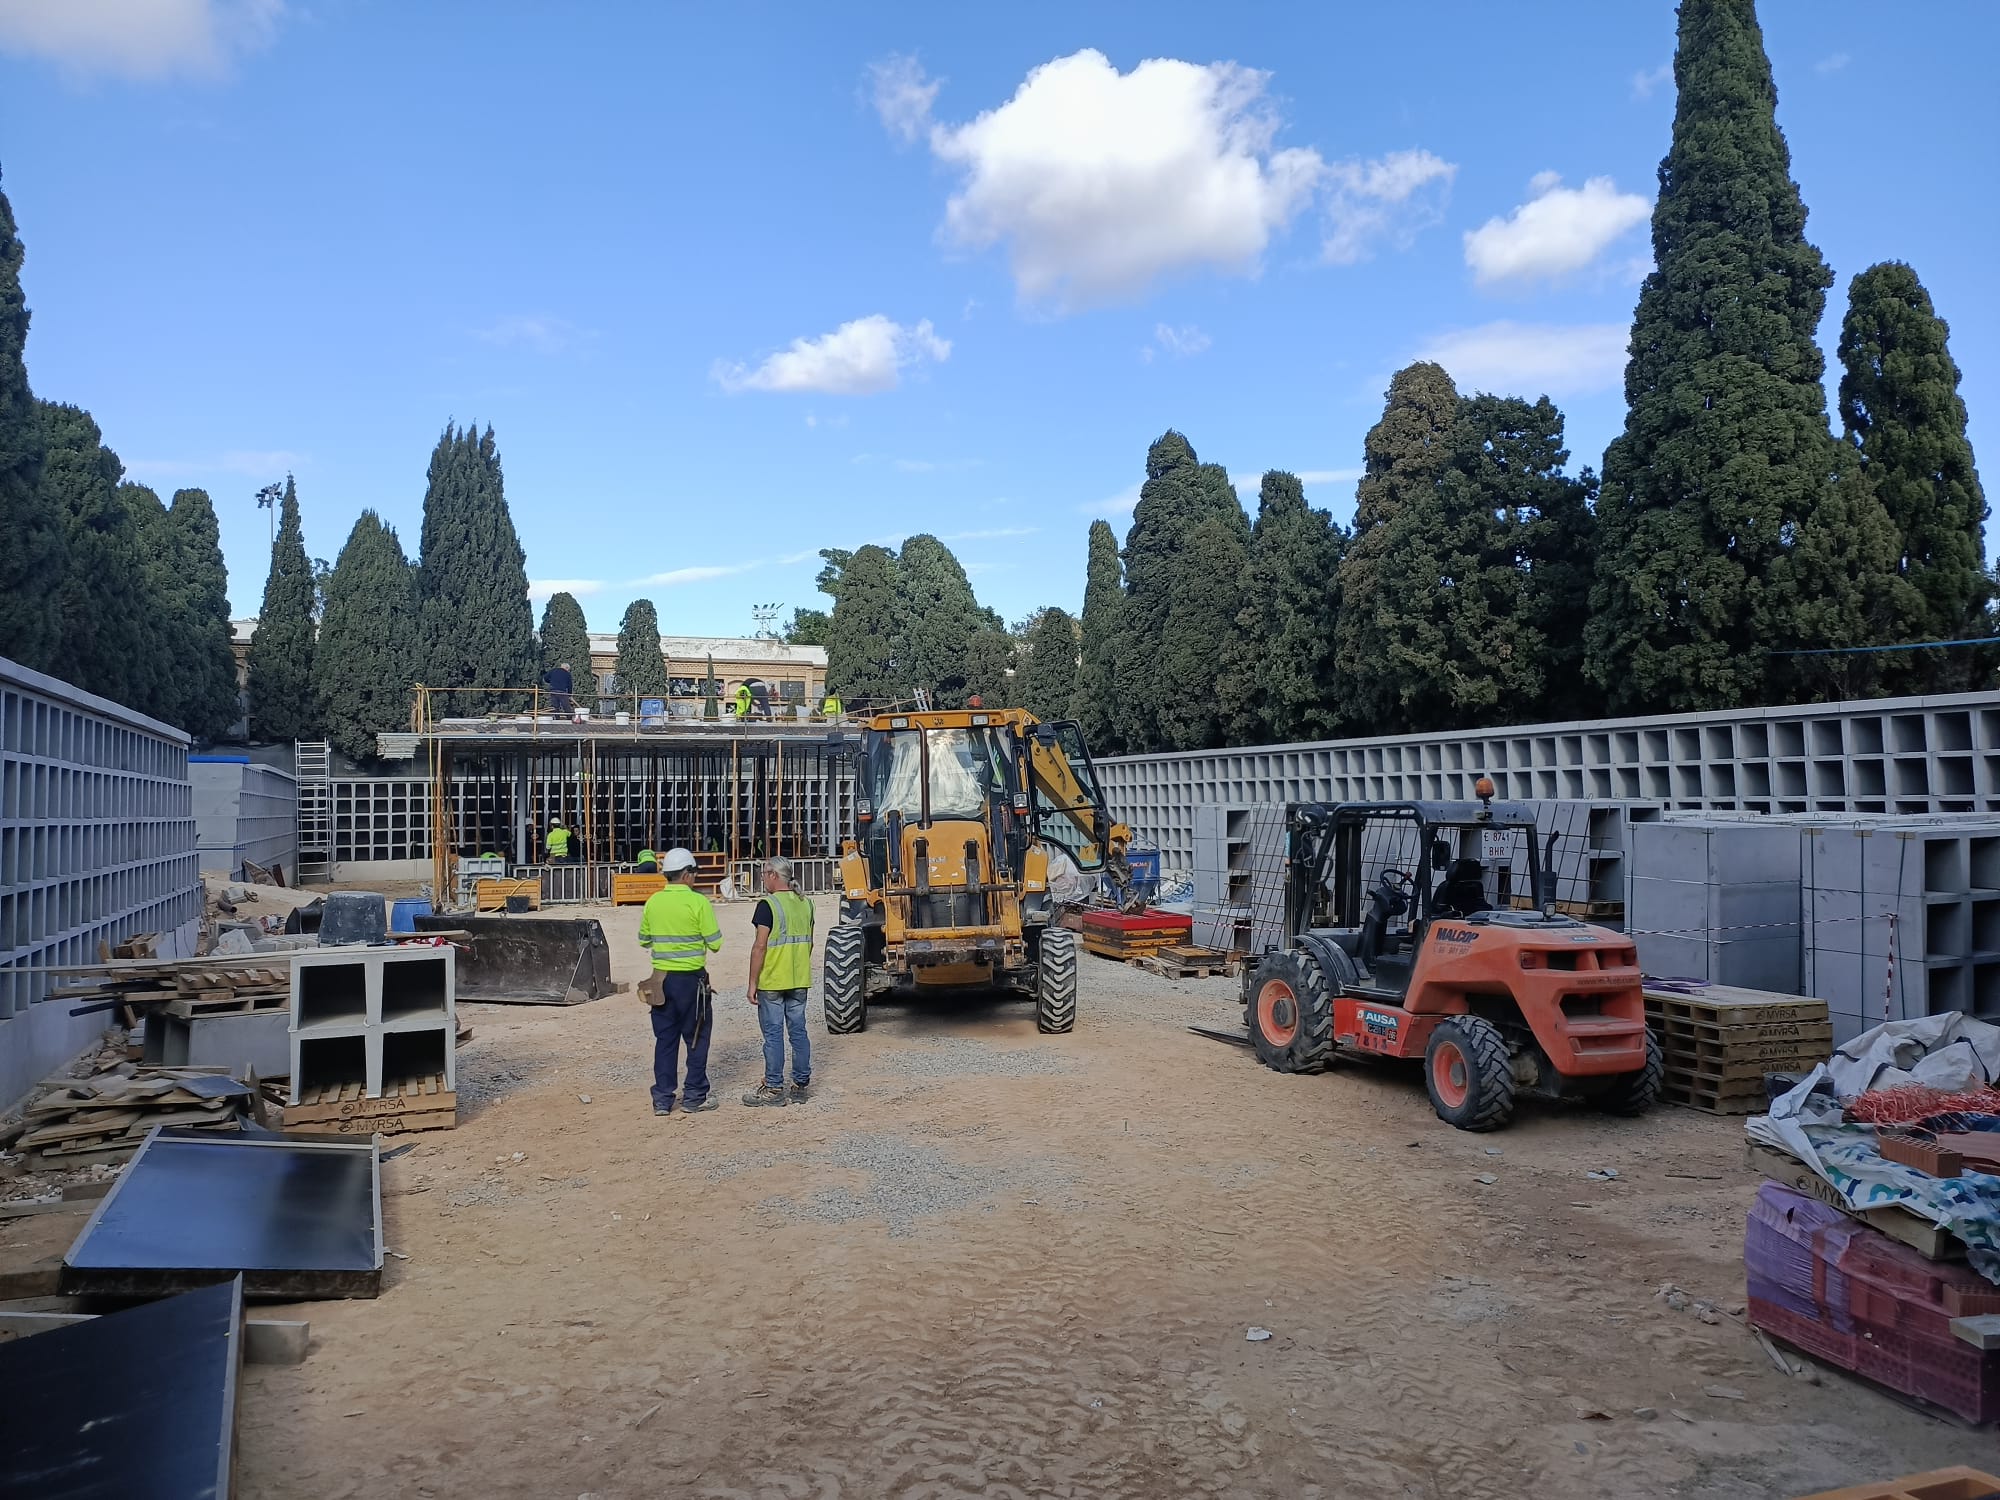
[1659,1052,1820,1084]
[283,1073,457,1135]
[613,873,666,906]
[1655,1027,1833,1065]
[1747,1143,1963,1262]
[1796,1467,2000,1500]
[1083,938,1181,963]
[1642,983,1829,1027]
[1661,1078,1766,1115]
[1652,1014,1834,1047]
[1553,899,1625,920]
[1140,944,1237,979]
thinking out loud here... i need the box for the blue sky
[2,1,1994,636]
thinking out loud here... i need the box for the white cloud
[1463,173,1651,287]
[803,411,849,430]
[125,447,305,481]
[1230,468,1363,492]
[939,527,1038,541]
[1815,52,1850,74]
[1416,321,1630,397]
[903,49,1327,308]
[1151,323,1212,359]
[473,314,593,355]
[1078,483,1141,520]
[1321,148,1456,265]
[1630,61,1672,100]
[776,549,822,566]
[637,564,761,587]
[712,315,950,395]
[0,0,283,78]
[867,52,941,144]
[528,578,605,602]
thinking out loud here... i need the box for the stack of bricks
[1643,982,1832,1114]
[286,946,457,1135]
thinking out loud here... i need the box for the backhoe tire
[822,924,868,1034]
[1034,927,1078,1034]
[1424,1016,1516,1132]
[1246,950,1333,1073]
[1595,1027,1664,1116]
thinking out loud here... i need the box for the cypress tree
[417,423,536,715]
[246,475,318,740]
[538,591,595,702]
[1116,431,1249,751]
[314,511,417,762]
[1017,607,1080,723]
[39,404,151,709]
[1226,472,1347,745]
[961,627,1017,707]
[1838,261,1991,689]
[162,487,244,740]
[1072,520,1125,752]
[0,168,63,672]
[114,481,179,724]
[825,544,901,703]
[1586,0,1901,712]
[613,598,670,701]
[894,533,990,707]
[1336,364,1461,732]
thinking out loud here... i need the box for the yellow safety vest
[546,826,571,857]
[734,686,752,715]
[757,890,814,991]
[822,695,842,715]
[638,883,722,972]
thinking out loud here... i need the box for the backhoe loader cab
[1243,795,1662,1131]
[821,708,1127,1036]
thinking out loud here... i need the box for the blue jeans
[757,988,810,1088]
[650,970,712,1108]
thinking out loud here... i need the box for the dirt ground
[15,893,1985,1497]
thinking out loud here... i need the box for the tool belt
[640,968,711,1008]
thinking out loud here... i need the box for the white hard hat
[662,848,698,874]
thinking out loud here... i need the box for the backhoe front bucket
[412,915,621,1005]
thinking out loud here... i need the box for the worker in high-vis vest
[820,692,842,719]
[636,848,722,1115]
[733,682,752,719]
[545,819,573,864]
[741,855,815,1107]
[634,847,658,874]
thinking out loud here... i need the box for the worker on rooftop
[545,660,573,716]
[821,690,842,720]
[733,681,752,719]
[546,818,573,865]
[742,856,814,1108]
[638,848,722,1116]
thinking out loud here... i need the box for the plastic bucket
[389,897,433,934]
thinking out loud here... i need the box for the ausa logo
[1435,927,1479,946]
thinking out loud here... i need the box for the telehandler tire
[1424,1016,1516,1131]
[1034,927,1078,1034]
[1246,950,1334,1073]
[1595,1027,1664,1116]
[822,923,868,1034]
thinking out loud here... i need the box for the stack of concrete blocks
[191,754,298,882]
[1628,819,1805,992]
[1802,820,2000,1043]
[1192,804,1288,954]
[288,946,456,1105]
[1,656,201,1109]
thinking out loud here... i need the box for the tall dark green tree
[894,533,992,707]
[1838,261,1990,690]
[246,475,318,740]
[1017,607,1080,723]
[961,627,1017,707]
[0,168,62,672]
[1116,431,1250,750]
[537,591,595,700]
[783,607,831,646]
[1072,520,1125,752]
[314,511,417,761]
[1586,0,1901,712]
[824,543,901,703]
[1224,472,1347,745]
[613,598,670,700]
[1335,364,1460,731]
[161,488,244,740]
[417,423,536,714]
[39,404,153,711]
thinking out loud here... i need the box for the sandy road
[232,895,1980,1498]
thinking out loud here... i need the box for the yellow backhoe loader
[822,707,1128,1034]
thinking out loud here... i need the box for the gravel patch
[873,1036,1079,1080]
[455,1054,556,1108]
[445,1175,517,1209]
[692,1130,1077,1237]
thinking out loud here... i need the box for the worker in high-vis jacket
[733,682,753,719]
[545,819,573,864]
[741,856,815,1107]
[637,848,722,1116]
[820,692,842,719]
[634,847,658,874]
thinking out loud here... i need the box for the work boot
[742,1082,788,1107]
[788,1080,812,1102]
[652,1099,675,1117]
[682,1096,717,1113]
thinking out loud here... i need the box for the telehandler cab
[1242,784,1662,1131]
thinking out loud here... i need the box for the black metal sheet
[0,1275,241,1499]
[412,914,615,1003]
[63,1128,382,1300]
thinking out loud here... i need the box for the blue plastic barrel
[389,897,433,934]
[1124,849,1162,904]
